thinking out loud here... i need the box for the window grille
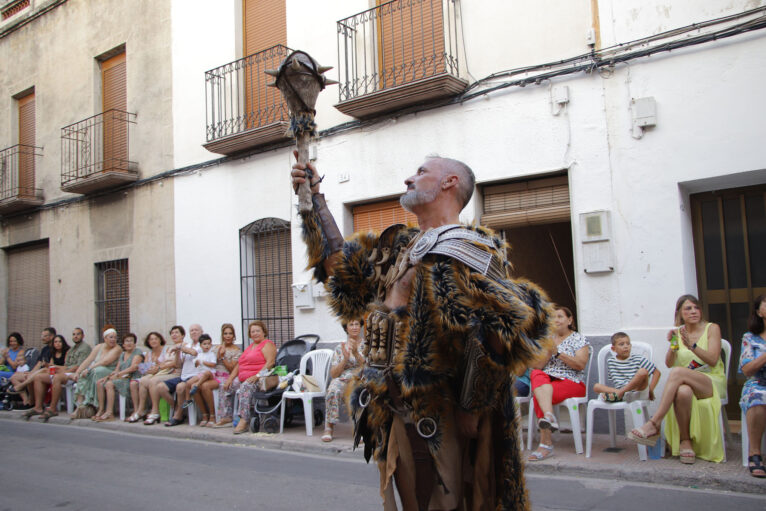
[240,218,294,347]
[95,259,130,343]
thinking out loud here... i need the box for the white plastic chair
[514,395,530,449]
[585,341,653,460]
[64,381,76,414]
[279,349,333,436]
[527,344,593,454]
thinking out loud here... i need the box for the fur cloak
[300,208,552,511]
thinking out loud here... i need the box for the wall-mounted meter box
[292,282,315,309]
[579,210,614,273]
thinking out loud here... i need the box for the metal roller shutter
[481,175,571,229]
[6,241,50,349]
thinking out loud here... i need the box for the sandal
[165,417,183,427]
[39,410,58,422]
[628,418,660,446]
[23,408,43,420]
[212,418,233,428]
[537,412,559,432]
[679,448,696,464]
[748,454,766,478]
[600,392,622,403]
[144,413,161,425]
[527,443,554,461]
[181,399,194,409]
[199,414,209,427]
[233,421,249,435]
[321,428,333,442]
[98,414,115,422]
[127,412,145,423]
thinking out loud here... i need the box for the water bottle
[669,332,679,351]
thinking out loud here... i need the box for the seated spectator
[142,326,185,425]
[217,320,276,434]
[207,323,241,428]
[155,324,204,427]
[593,332,660,402]
[514,368,531,398]
[10,327,55,409]
[28,328,91,421]
[740,294,766,478]
[22,334,68,419]
[70,326,122,419]
[0,332,26,381]
[93,333,143,422]
[528,305,590,461]
[177,334,217,420]
[629,295,725,464]
[322,318,364,442]
[128,331,170,423]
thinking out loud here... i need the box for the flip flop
[602,392,622,402]
[527,444,553,461]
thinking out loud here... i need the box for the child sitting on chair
[594,332,661,402]
[184,334,217,406]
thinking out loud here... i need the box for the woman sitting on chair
[217,321,276,435]
[70,326,122,419]
[528,305,590,461]
[740,294,766,478]
[629,294,725,464]
[94,333,143,422]
[202,323,241,428]
[322,318,364,442]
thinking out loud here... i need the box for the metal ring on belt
[416,417,437,438]
[358,388,371,408]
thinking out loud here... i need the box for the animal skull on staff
[266,50,336,212]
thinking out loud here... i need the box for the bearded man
[292,153,551,511]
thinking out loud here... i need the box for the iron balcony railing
[205,44,292,143]
[60,109,137,186]
[0,144,42,201]
[337,0,462,102]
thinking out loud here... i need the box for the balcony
[335,0,467,119]
[0,144,43,215]
[60,109,137,194]
[204,44,292,155]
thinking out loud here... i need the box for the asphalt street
[1,421,764,511]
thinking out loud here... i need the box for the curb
[2,411,761,495]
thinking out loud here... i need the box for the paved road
[1,421,764,510]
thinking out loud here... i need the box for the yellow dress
[664,322,725,462]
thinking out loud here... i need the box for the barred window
[240,218,293,347]
[95,259,130,343]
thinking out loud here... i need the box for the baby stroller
[249,334,320,433]
[0,347,40,411]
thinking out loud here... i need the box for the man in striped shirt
[594,332,661,402]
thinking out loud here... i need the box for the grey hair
[426,154,475,209]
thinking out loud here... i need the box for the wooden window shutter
[17,93,35,196]
[101,52,127,172]
[481,176,571,229]
[377,0,445,88]
[7,241,50,349]
[242,0,286,129]
[353,199,418,232]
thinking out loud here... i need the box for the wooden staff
[266,50,337,212]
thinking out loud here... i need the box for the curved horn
[266,81,277,87]
[290,58,302,70]
[323,78,339,85]
[264,69,279,77]
[317,65,334,73]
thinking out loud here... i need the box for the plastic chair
[514,395,530,448]
[65,381,76,414]
[279,349,333,436]
[527,344,593,454]
[585,341,653,460]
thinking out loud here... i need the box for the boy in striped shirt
[594,332,661,402]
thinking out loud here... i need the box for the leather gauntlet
[312,193,344,255]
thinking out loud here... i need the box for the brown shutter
[481,176,571,229]
[377,0,445,88]
[242,0,286,129]
[102,52,127,172]
[254,225,293,344]
[353,199,418,232]
[7,241,50,349]
[17,93,35,196]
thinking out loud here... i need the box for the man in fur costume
[291,153,551,511]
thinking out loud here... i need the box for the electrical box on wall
[579,210,614,273]
[292,282,314,309]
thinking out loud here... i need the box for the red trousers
[530,369,586,418]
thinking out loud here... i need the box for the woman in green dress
[94,333,143,421]
[629,294,725,463]
[71,326,122,418]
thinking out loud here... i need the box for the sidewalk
[1,409,761,495]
